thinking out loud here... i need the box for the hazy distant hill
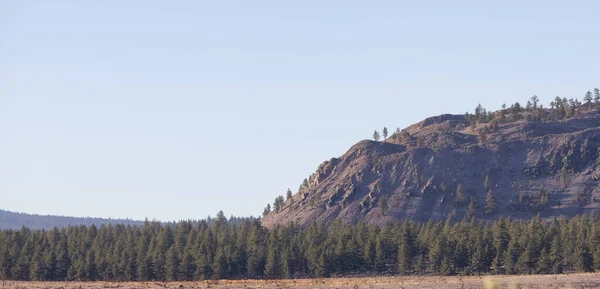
[0,209,144,230]
[0,209,257,230]
[263,98,600,227]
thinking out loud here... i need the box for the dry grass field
[3,274,600,289]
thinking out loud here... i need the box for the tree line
[372,88,600,143]
[2,213,600,281]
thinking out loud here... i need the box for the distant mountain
[263,99,600,227]
[0,209,144,230]
[0,209,258,230]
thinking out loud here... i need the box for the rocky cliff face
[262,110,600,227]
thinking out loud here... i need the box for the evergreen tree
[378,196,388,216]
[273,195,285,212]
[504,239,521,275]
[492,217,509,273]
[584,91,593,108]
[397,227,414,275]
[455,184,466,206]
[467,198,476,220]
[485,189,496,215]
[211,248,227,280]
[395,127,401,142]
[5,209,600,281]
[373,130,380,142]
[195,254,211,280]
[286,188,293,201]
[179,251,195,280]
[165,246,179,281]
[440,256,455,276]
[416,253,427,274]
[264,246,282,279]
[574,240,594,272]
[536,247,552,274]
[382,127,388,140]
[263,204,271,217]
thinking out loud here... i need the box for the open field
[4,274,600,289]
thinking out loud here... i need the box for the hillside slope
[262,106,600,227]
[0,209,144,229]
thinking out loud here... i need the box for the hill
[0,209,144,229]
[262,95,600,227]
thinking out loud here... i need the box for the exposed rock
[262,109,600,228]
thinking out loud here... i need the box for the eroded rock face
[262,110,600,228]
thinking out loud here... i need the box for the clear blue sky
[1,1,599,221]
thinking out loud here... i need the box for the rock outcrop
[262,109,600,227]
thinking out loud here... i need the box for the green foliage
[262,204,271,217]
[2,214,600,280]
[373,130,380,142]
[397,225,415,274]
[454,184,466,207]
[273,195,285,212]
[467,198,476,220]
[378,196,388,216]
[382,127,388,140]
[485,189,496,215]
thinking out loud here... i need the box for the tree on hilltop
[373,130,380,142]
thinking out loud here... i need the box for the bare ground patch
[4,274,600,289]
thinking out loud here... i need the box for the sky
[1,1,599,221]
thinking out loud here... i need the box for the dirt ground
[3,274,600,289]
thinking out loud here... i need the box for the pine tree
[373,130,380,142]
[395,127,401,142]
[281,246,293,279]
[286,188,293,201]
[470,236,488,275]
[29,247,47,281]
[440,256,455,276]
[455,184,466,206]
[504,239,521,275]
[574,241,594,272]
[429,235,446,272]
[382,127,388,140]
[363,238,375,270]
[263,204,271,217]
[0,239,13,280]
[273,195,285,212]
[264,246,282,279]
[316,252,328,277]
[211,248,227,280]
[416,253,427,275]
[195,254,211,280]
[536,248,552,274]
[492,217,509,273]
[397,227,414,275]
[467,198,476,220]
[165,246,179,281]
[485,189,496,215]
[584,91,593,108]
[13,235,35,280]
[179,250,196,281]
[378,196,388,216]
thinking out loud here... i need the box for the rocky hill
[262,101,600,227]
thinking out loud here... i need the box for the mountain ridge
[0,208,145,230]
[262,99,600,227]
